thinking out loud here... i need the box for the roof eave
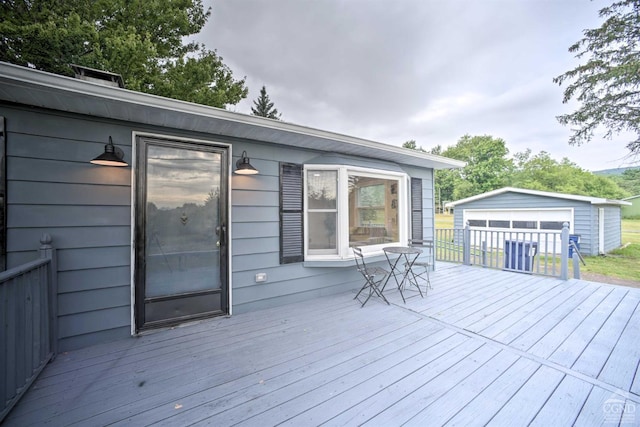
[445,187,631,207]
[0,62,464,170]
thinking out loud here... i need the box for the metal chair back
[352,247,390,307]
[407,239,433,290]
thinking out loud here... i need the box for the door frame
[130,131,233,335]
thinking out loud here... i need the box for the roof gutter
[0,62,465,170]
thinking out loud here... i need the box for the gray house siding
[451,192,595,255]
[4,105,134,351]
[2,102,436,351]
[231,154,434,314]
[399,165,435,270]
[602,205,622,253]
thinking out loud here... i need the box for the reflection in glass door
[135,137,228,331]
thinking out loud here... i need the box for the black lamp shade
[91,137,128,167]
[234,151,259,175]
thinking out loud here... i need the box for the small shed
[0,62,463,351]
[622,195,640,219]
[445,187,631,256]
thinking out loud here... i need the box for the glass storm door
[135,137,228,331]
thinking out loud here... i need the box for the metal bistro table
[382,246,424,303]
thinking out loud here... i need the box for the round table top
[383,246,423,255]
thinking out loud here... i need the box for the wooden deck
[5,263,640,426]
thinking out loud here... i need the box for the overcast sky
[200,0,637,172]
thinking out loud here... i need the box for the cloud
[201,0,636,171]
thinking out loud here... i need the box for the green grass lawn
[435,214,454,229]
[435,214,640,283]
[582,218,640,282]
[622,218,640,244]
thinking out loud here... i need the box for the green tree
[251,85,281,119]
[554,0,640,156]
[511,150,629,199]
[0,0,247,108]
[611,168,640,195]
[402,140,425,151]
[442,135,513,200]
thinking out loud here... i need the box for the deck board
[598,298,640,392]
[547,286,628,367]
[529,375,593,426]
[484,365,565,426]
[571,292,640,379]
[147,326,456,426]
[574,386,624,426]
[15,303,371,409]
[224,332,471,426]
[399,350,521,426]
[443,357,540,426]
[4,264,640,426]
[455,278,563,332]
[490,281,596,344]
[477,278,574,338]
[523,286,613,358]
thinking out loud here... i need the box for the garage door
[463,208,573,231]
[463,208,573,253]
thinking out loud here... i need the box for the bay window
[304,165,409,260]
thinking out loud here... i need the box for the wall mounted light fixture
[234,150,259,175]
[90,136,128,167]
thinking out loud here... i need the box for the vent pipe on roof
[70,64,125,88]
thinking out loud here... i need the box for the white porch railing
[436,222,581,280]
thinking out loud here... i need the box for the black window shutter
[0,117,5,271]
[280,163,304,264]
[411,178,423,241]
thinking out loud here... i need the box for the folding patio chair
[405,239,434,292]
[352,247,390,307]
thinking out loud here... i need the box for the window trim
[304,165,409,261]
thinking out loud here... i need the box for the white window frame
[304,165,409,260]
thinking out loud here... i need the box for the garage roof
[445,187,632,207]
[0,62,465,170]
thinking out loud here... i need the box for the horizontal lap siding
[230,156,436,314]
[602,206,622,253]
[230,149,352,313]
[2,103,438,349]
[452,193,595,255]
[3,105,133,351]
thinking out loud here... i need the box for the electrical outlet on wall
[255,273,267,283]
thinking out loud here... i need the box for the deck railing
[1,234,57,422]
[436,222,574,279]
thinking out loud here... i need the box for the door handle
[216,225,227,247]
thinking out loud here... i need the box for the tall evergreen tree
[554,0,640,156]
[251,85,281,120]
